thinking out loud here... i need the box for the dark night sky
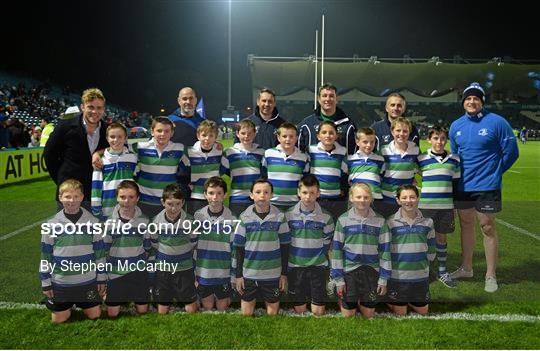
[3,0,538,118]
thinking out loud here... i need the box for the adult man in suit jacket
[44,88,109,209]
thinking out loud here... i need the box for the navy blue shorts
[288,266,327,306]
[241,279,280,303]
[341,266,379,309]
[44,283,101,312]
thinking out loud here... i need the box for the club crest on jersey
[478,128,488,136]
[86,290,97,300]
[456,131,462,137]
[383,135,391,143]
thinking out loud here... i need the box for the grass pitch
[0,139,538,349]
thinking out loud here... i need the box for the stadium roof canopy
[249,57,540,103]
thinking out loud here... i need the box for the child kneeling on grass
[331,183,391,319]
[386,184,435,316]
[104,180,151,318]
[151,183,198,315]
[194,177,237,311]
[234,179,290,316]
[40,179,106,323]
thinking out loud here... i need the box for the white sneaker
[450,266,474,279]
[485,277,498,293]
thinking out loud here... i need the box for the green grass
[0,139,538,349]
[0,309,538,349]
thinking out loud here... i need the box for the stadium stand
[0,72,152,148]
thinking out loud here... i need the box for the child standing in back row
[131,116,189,218]
[380,117,420,218]
[185,120,223,215]
[417,126,461,288]
[263,122,310,211]
[308,121,348,219]
[91,122,137,220]
[220,119,265,217]
[346,127,386,216]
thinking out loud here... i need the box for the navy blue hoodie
[297,106,357,155]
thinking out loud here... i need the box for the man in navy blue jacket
[298,83,356,155]
[449,82,519,293]
[371,92,420,152]
[236,88,286,150]
[169,87,205,147]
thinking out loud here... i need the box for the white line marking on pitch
[507,170,521,173]
[0,302,538,322]
[496,219,540,241]
[0,219,46,241]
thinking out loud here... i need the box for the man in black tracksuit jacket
[370,93,420,152]
[297,84,357,155]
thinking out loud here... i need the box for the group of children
[40,114,462,323]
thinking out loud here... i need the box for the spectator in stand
[39,116,55,146]
[28,126,42,147]
[0,101,9,149]
[58,106,81,120]
[7,118,31,148]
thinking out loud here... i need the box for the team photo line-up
[40,82,519,323]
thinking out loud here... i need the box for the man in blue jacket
[449,82,519,293]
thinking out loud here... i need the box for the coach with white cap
[449,82,519,292]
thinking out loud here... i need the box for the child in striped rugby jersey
[40,179,105,323]
[386,184,435,316]
[151,183,198,315]
[346,127,386,216]
[379,117,420,218]
[263,122,310,211]
[234,179,290,316]
[91,122,137,221]
[194,177,237,311]
[185,120,223,215]
[285,175,334,316]
[418,126,460,289]
[308,121,348,220]
[131,117,189,218]
[220,119,265,217]
[331,183,391,319]
[103,180,151,318]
